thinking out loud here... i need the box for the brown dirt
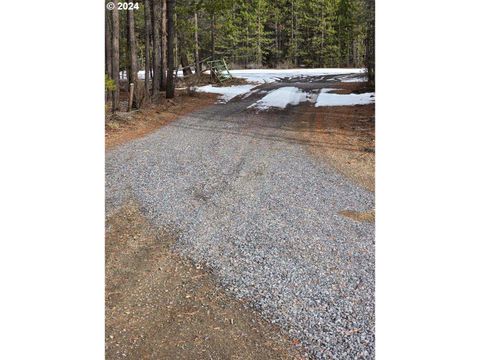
[298,82,375,193]
[105,201,308,360]
[176,74,248,88]
[105,92,217,150]
[338,210,375,223]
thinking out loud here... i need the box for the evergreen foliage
[172,0,373,68]
[111,0,374,73]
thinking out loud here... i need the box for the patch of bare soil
[176,74,214,88]
[298,82,375,193]
[176,74,248,88]
[338,210,375,223]
[105,92,217,150]
[106,202,307,360]
[216,77,249,86]
[326,81,375,95]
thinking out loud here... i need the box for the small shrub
[105,74,116,93]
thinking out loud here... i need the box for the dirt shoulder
[105,92,217,150]
[298,82,375,193]
[106,201,307,360]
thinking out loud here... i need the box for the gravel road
[106,75,375,359]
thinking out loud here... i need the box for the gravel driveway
[106,76,375,359]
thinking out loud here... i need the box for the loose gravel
[106,77,375,359]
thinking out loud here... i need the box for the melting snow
[194,84,255,102]
[122,68,367,84]
[229,68,366,84]
[248,87,313,110]
[315,88,375,107]
[340,76,368,83]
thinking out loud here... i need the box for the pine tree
[166,0,176,98]
[144,0,152,101]
[126,8,139,109]
[111,3,120,111]
[364,0,375,85]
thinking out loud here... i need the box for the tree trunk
[352,38,357,67]
[210,13,215,60]
[105,6,112,101]
[151,0,161,96]
[194,10,200,75]
[245,27,249,68]
[144,0,152,101]
[320,7,324,66]
[111,4,120,112]
[161,0,168,91]
[365,0,375,85]
[291,0,295,66]
[274,13,279,65]
[178,31,192,76]
[180,53,192,76]
[256,12,261,66]
[175,32,192,76]
[294,3,298,66]
[177,22,191,76]
[127,9,139,109]
[174,13,178,69]
[166,0,175,98]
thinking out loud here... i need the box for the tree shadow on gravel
[168,104,373,153]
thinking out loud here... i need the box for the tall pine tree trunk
[291,0,297,66]
[294,6,298,66]
[127,9,139,109]
[151,0,161,96]
[180,52,192,75]
[105,7,112,102]
[111,4,120,112]
[256,13,262,66]
[144,0,152,101]
[320,7,325,67]
[178,32,192,76]
[166,0,175,98]
[210,13,215,60]
[174,13,178,70]
[352,38,357,67]
[274,13,279,66]
[161,0,168,91]
[245,27,249,68]
[365,0,375,85]
[194,10,200,75]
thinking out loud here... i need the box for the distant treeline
[176,0,375,70]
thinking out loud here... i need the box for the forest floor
[105,73,375,359]
[105,76,249,150]
[105,92,217,150]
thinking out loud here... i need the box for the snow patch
[336,74,368,83]
[315,88,375,107]
[341,76,368,83]
[194,84,255,102]
[121,68,367,84]
[229,68,366,84]
[248,87,312,110]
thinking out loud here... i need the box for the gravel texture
[106,76,375,359]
